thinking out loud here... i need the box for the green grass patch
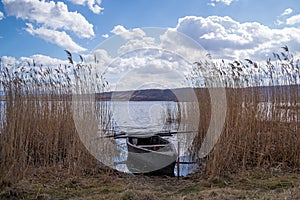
[179,186,200,194]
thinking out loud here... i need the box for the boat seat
[137,144,168,148]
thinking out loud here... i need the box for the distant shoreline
[0,84,299,102]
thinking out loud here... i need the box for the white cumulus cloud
[286,14,300,25]
[2,0,94,38]
[173,15,300,61]
[104,49,191,91]
[111,25,147,39]
[90,27,200,90]
[25,23,87,53]
[0,56,18,66]
[111,25,146,39]
[68,0,104,14]
[281,8,293,16]
[19,54,69,66]
[1,54,69,67]
[111,25,129,35]
[110,25,157,55]
[275,8,293,26]
[209,0,235,6]
[2,0,94,52]
[102,34,109,38]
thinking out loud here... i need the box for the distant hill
[0,85,298,102]
[96,88,180,101]
[96,85,300,102]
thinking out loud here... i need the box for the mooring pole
[177,142,180,180]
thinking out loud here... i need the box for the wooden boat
[126,134,177,176]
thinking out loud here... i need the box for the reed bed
[0,52,114,184]
[0,46,299,185]
[189,46,300,177]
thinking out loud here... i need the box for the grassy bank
[1,169,300,200]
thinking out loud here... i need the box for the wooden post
[177,142,180,179]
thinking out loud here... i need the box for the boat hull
[126,135,177,176]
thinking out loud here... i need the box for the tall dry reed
[0,51,113,184]
[189,47,300,177]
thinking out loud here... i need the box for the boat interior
[128,136,169,151]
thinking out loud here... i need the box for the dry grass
[0,169,300,200]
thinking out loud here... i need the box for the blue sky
[0,0,300,64]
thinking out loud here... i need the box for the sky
[0,0,300,89]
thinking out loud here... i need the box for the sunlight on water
[111,101,176,133]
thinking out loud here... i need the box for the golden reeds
[0,46,299,183]
[0,52,113,184]
[189,47,300,177]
